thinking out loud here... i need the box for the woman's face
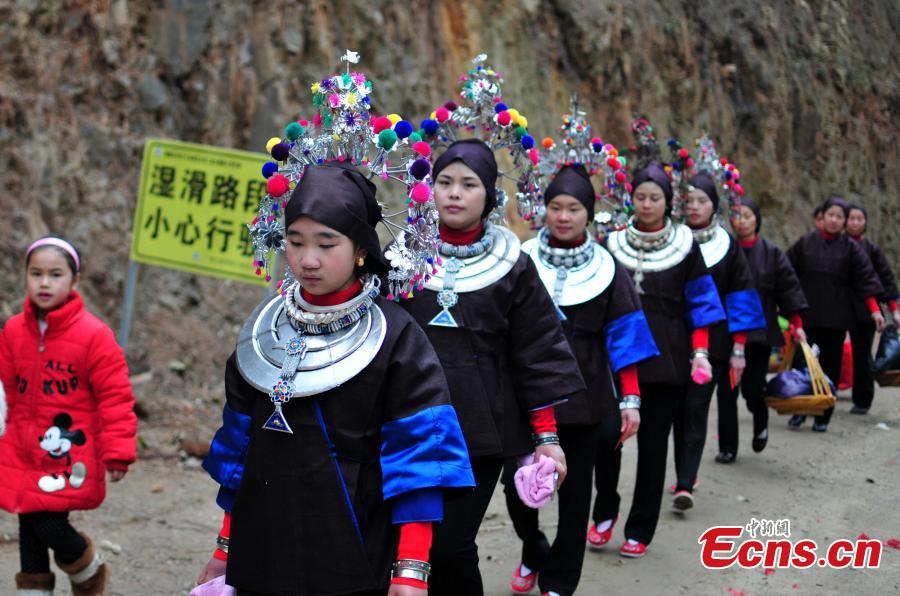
[26,247,79,313]
[684,188,715,228]
[545,194,589,243]
[632,181,667,229]
[285,216,362,295]
[730,205,757,240]
[433,160,487,232]
[823,205,846,235]
[846,209,867,237]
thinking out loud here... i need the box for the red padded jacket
[0,292,137,513]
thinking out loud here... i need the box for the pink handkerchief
[191,575,235,596]
[514,454,557,509]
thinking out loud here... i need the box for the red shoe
[668,479,699,494]
[619,540,647,558]
[587,516,617,550]
[510,563,538,593]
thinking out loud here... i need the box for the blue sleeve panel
[604,310,661,372]
[725,289,767,333]
[391,487,444,524]
[202,405,252,512]
[381,404,475,514]
[684,274,727,329]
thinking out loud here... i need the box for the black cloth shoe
[715,451,736,464]
[752,429,768,453]
[788,415,806,428]
[811,421,828,432]
[850,406,869,415]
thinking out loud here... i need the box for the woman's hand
[534,443,567,489]
[873,311,887,332]
[619,408,640,445]
[892,310,900,329]
[388,583,428,596]
[108,469,127,482]
[691,355,713,384]
[196,555,227,585]
[729,352,746,387]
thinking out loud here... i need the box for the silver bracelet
[619,394,641,410]
[216,535,229,553]
[691,349,710,360]
[731,349,745,358]
[532,432,560,446]
[391,559,431,583]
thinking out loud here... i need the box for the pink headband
[26,238,80,272]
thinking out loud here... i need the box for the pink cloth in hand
[514,454,557,509]
[692,367,712,384]
[191,575,235,596]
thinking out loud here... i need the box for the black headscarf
[284,162,388,275]
[688,173,720,212]
[739,196,762,233]
[543,164,596,220]
[433,139,498,219]
[631,162,673,208]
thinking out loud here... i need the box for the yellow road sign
[131,138,270,285]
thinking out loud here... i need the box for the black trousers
[716,343,772,455]
[623,383,681,545]
[591,414,624,524]
[673,359,727,491]
[501,423,602,596]
[803,327,846,425]
[18,512,87,573]
[429,456,503,596]
[850,321,877,409]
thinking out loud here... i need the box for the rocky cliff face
[1,0,897,391]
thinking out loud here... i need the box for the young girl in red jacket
[0,236,138,596]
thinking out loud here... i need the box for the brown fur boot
[14,571,55,595]
[54,533,109,596]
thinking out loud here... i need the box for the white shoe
[38,475,66,493]
[69,462,87,489]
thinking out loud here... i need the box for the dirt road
[2,389,898,595]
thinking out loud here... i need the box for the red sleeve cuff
[618,364,640,396]
[691,327,709,351]
[212,511,232,561]
[528,406,557,434]
[391,522,432,589]
[889,300,898,313]
[105,461,129,472]
[788,313,803,330]
[866,296,879,314]
[732,332,747,346]
[391,577,429,590]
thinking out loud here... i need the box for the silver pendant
[263,335,307,434]
[262,402,293,434]
[429,258,462,328]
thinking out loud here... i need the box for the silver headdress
[246,51,439,301]
[667,133,745,216]
[418,53,540,221]
[527,96,632,233]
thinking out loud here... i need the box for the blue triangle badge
[428,308,459,328]
[262,405,293,434]
[555,304,567,321]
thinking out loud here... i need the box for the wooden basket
[765,340,837,415]
[875,369,900,387]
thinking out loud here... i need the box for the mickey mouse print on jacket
[0,292,137,514]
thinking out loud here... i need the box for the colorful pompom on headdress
[418,53,539,220]
[247,50,439,301]
[529,96,632,233]
[667,133,744,216]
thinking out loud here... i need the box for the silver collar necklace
[537,228,593,269]
[625,217,674,252]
